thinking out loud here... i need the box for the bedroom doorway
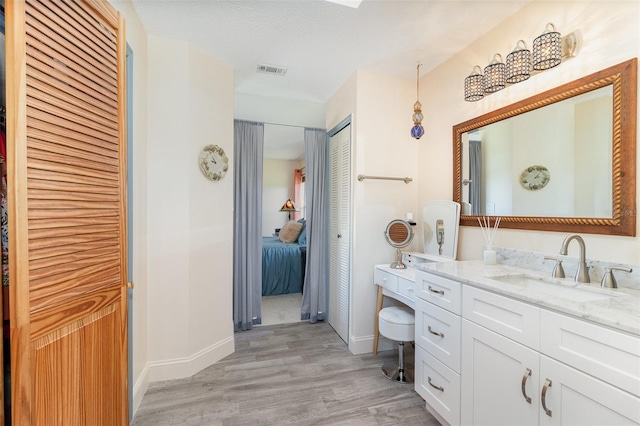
[260,124,306,326]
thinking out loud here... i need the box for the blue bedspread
[262,236,304,296]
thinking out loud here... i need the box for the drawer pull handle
[428,285,445,295]
[521,368,532,404]
[427,376,444,392]
[541,378,552,417]
[428,326,444,338]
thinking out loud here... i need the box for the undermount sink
[492,274,621,302]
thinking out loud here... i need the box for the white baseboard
[132,363,150,418]
[348,334,394,355]
[148,336,235,382]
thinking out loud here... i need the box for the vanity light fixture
[506,40,531,83]
[411,64,424,140]
[464,66,484,102]
[463,23,579,102]
[532,23,562,70]
[483,53,506,93]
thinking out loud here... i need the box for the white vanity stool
[378,306,415,383]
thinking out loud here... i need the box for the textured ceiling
[131,0,531,103]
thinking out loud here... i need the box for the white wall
[145,37,235,382]
[418,0,640,265]
[326,70,420,354]
[235,93,325,128]
[263,159,299,235]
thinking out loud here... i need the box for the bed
[261,236,306,296]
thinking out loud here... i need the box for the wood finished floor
[132,322,439,425]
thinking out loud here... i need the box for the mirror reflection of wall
[262,124,305,236]
[460,85,613,218]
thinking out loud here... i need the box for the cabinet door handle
[427,376,444,392]
[541,378,553,417]
[428,326,444,338]
[521,368,532,404]
[428,285,445,295]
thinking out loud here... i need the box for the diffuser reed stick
[478,216,501,264]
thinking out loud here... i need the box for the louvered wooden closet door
[6,0,128,424]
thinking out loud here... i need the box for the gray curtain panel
[469,140,482,216]
[233,120,264,331]
[301,128,328,322]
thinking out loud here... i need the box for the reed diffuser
[478,216,501,264]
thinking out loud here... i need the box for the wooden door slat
[29,256,119,293]
[28,208,120,220]
[28,146,119,176]
[28,107,117,148]
[29,231,118,251]
[30,271,120,313]
[61,0,116,47]
[28,117,118,158]
[29,246,118,275]
[27,44,117,104]
[27,74,117,128]
[28,57,117,117]
[26,0,117,69]
[29,223,119,241]
[28,188,119,203]
[25,13,117,87]
[29,216,119,231]
[28,179,119,197]
[28,138,119,168]
[29,201,119,212]
[27,158,118,182]
[28,237,120,262]
[28,168,116,189]
[30,252,120,284]
[27,95,118,139]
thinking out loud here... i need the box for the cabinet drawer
[374,268,398,292]
[541,310,640,397]
[415,346,460,426]
[415,271,461,314]
[398,277,416,301]
[463,285,540,350]
[415,297,461,373]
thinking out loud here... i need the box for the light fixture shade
[506,40,531,84]
[533,23,562,70]
[483,54,506,93]
[464,66,484,102]
[279,199,298,212]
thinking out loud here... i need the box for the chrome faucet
[559,235,590,283]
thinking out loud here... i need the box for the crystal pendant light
[411,64,424,140]
[533,23,562,70]
[506,40,532,83]
[483,53,506,93]
[464,66,484,102]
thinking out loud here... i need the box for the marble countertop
[415,260,640,337]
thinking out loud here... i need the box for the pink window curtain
[293,168,302,220]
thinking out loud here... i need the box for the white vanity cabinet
[461,285,541,425]
[414,268,640,426]
[461,284,640,426]
[414,271,462,426]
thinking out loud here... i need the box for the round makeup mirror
[385,219,414,269]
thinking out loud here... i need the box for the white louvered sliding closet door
[328,124,351,344]
[6,0,128,423]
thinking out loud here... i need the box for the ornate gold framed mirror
[453,58,637,236]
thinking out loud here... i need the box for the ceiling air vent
[257,63,288,76]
